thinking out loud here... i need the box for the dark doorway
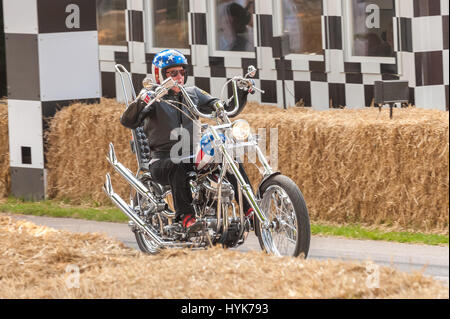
[0,1,6,98]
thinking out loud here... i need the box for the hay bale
[0,216,447,299]
[0,102,9,197]
[238,106,449,233]
[45,99,137,204]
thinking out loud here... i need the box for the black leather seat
[134,126,151,169]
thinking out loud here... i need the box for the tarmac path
[6,214,449,286]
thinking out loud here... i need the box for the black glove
[237,79,256,94]
[247,79,256,95]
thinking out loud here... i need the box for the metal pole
[281,56,287,110]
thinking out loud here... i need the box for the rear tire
[135,229,161,255]
[255,174,310,258]
[132,179,173,255]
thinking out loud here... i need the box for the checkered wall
[409,0,449,111]
[100,0,448,111]
[3,0,101,199]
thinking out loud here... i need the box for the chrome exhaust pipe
[106,143,175,219]
[103,174,200,250]
[103,173,165,248]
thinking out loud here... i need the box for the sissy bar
[115,64,137,107]
[114,64,148,175]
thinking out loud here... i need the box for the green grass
[0,197,448,246]
[311,224,448,246]
[0,197,128,223]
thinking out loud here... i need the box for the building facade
[97,0,449,111]
[1,0,449,199]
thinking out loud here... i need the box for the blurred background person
[217,0,254,52]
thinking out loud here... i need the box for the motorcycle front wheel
[255,174,311,258]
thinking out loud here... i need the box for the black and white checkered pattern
[99,0,448,111]
[3,0,101,199]
[3,0,448,199]
[410,0,449,110]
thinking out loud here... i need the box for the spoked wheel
[133,192,162,255]
[255,175,310,258]
[135,230,161,255]
[133,182,174,255]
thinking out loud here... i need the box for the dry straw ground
[42,99,448,233]
[0,215,447,299]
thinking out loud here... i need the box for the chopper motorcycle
[103,64,310,258]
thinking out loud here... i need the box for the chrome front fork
[209,127,270,229]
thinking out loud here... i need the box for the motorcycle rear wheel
[135,229,161,255]
[255,174,310,258]
[133,184,173,255]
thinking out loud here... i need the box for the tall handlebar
[140,74,264,121]
[178,85,216,120]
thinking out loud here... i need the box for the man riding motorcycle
[120,49,255,233]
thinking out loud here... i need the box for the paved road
[6,214,449,285]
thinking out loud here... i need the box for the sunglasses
[166,69,186,77]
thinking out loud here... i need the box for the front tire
[255,174,310,258]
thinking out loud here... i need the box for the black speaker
[374,81,410,105]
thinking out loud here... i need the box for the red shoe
[245,208,254,228]
[182,214,203,233]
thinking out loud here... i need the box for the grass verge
[0,197,128,223]
[0,197,448,246]
[311,224,448,246]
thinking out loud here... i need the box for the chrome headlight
[232,120,251,141]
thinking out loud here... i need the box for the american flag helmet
[151,49,188,85]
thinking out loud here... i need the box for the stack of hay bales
[238,104,449,232]
[45,99,137,203]
[5,99,449,233]
[0,102,9,197]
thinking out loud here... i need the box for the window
[348,0,395,58]
[96,0,127,46]
[215,0,255,52]
[281,0,323,55]
[151,0,190,49]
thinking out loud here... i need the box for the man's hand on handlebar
[246,79,256,94]
[139,77,178,113]
[140,90,156,104]
[236,78,260,95]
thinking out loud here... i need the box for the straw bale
[0,216,447,299]
[45,99,137,204]
[237,105,449,233]
[45,100,448,232]
[0,102,9,197]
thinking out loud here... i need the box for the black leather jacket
[120,87,249,156]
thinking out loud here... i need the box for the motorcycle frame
[178,80,274,231]
[113,64,278,250]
